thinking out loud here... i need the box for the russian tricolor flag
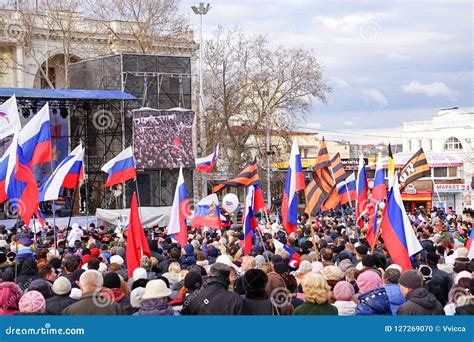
[0,95,21,140]
[4,134,39,226]
[243,185,258,256]
[338,172,356,205]
[0,146,12,203]
[356,155,368,229]
[195,144,219,173]
[367,156,387,248]
[282,139,305,233]
[167,167,191,246]
[191,193,221,229]
[273,238,301,269]
[18,103,52,167]
[381,175,422,271]
[39,144,85,202]
[101,147,136,188]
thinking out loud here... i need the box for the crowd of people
[133,112,193,169]
[0,206,472,316]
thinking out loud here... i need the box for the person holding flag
[281,139,305,233]
[242,185,258,255]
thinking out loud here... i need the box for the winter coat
[242,297,274,315]
[427,266,452,306]
[181,278,243,315]
[0,282,22,315]
[397,288,445,316]
[294,301,338,315]
[180,244,196,267]
[265,272,286,298]
[15,259,38,289]
[62,292,125,315]
[383,283,406,315]
[134,297,178,316]
[334,301,357,316]
[45,295,77,315]
[355,287,391,315]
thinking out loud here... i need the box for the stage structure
[0,88,136,219]
[69,53,194,208]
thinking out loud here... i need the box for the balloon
[222,193,239,213]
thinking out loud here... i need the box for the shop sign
[405,183,417,195]
[434,183,472,193]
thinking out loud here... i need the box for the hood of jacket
[19,258,37,276]
[383,283,406,306]
[138,297,175,315]
[100,288,126,303]
[406,287,440,310]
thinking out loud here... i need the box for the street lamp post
[192,2,211,198]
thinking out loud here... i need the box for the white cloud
[343,121,354,126]
[328,76,349,88]
[386,52,411,61]
[362,89,388,106]
[401,81,457,99]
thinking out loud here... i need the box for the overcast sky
[181,0,473,143]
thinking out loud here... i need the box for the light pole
[192,2,211,198]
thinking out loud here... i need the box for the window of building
[443,137,463,150]
[429,139,433,151]
[448,167,457,177]
[433,167,447,178]
[408,140,412,151]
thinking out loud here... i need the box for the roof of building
[384,152,463,168]
[0,88,136,101]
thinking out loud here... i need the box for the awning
[401,190,433,201]
[272,159,314,169]
[0,88,136,100]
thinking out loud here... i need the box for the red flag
[126,192,151,278]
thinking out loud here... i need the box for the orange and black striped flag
[398,148,430,191]
[305,138,335,216]
[330,153,347,184]
[213,160,266,210]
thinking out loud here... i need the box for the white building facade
[401,107,474,213]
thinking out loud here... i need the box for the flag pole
[308,212,319,261]
[60,187,77,263]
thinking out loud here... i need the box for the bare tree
[204,27,330,175]
[87,0,191,54]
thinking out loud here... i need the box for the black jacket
[181,279,243,315]
[397,287,445,316]
[426,266,451,306]
[45,295,77,315]
[16,259,38,289]
[455,304,474,315]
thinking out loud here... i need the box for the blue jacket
[355,287,391,315]
[383,284,406,315]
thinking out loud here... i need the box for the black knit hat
[399,269,423,289]
[103,272,121,289]
[243,269,268,294]
[184,271,203,291]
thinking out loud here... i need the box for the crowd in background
[0,206,472,316]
